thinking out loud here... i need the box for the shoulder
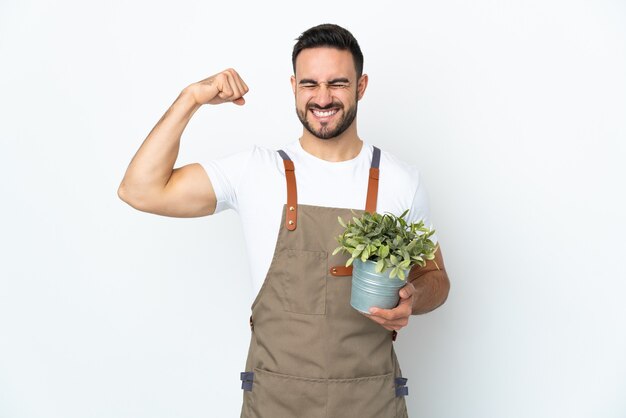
[216,144,284,175]
[198,143,286,191]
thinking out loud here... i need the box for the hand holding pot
[365,281,415,331]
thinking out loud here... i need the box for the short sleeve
[199,147,254,213]
[406,168,438,244]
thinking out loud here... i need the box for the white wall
[1,1,625,417]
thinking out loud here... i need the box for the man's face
[291,47,366,140]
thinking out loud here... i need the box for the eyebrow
[299,78,351,85]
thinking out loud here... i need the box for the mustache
[307,102,343,111]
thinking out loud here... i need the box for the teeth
[312,109,337,117]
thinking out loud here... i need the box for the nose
[313,83,333,107]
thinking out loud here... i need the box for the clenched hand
[186,68,249,106]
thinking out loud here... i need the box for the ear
[357,74,368,101]
[290,75,297,94]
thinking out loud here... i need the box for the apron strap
[329,145,381,278]
[278,145,380,231]
[365,146,381,213]
[278,150,298,231]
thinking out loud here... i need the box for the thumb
[399,283,415,299]
[232,97,246,106]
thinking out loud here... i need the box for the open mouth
[310,108,340,119]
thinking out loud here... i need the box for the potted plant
[332,209,439,313]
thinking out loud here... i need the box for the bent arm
[117,69,249,218]
[117,89,217,217]
[409,246,450,315]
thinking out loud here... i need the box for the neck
[299,124,363,162]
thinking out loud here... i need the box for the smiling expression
[292,47,367,140]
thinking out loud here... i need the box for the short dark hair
[292,23,364,78]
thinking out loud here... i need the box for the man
[118,23,449,418]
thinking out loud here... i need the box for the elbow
[117,182,164,215]
[435,270,450,309]
[117,183,127,202]
[437,270,451,308]
[117,182,132,205]
[117,182,145,210]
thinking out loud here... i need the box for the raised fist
[187,68,249,106]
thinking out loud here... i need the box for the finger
[216,74,234,100]
[397,294,414,310]
[223,71,243,101]
[365,308,410,330]
[369,306,397,320]
[228,68,249,96]
[373,313,410,329]
[370,304,412,321]
[368,314,405,331]
[240,76,249,94]
[399,282,415,299]
[233,79,247,100]
[366,313,390,327]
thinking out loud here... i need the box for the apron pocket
[279,249,327,315]
[249,368,327,418]
[327,372,395,418]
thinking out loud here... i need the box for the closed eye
[298,78,352,90]
[329,83,350,89]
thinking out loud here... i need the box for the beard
[296,100,358,140]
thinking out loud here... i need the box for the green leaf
[361,247,370,261]
[390,267,398,279]
[346,238,360,247]
[331,207,437,282]
[379,245,389,259]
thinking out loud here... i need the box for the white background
[1,1,625,417]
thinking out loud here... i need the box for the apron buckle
[240,371,254,391]
[395,377,409,397]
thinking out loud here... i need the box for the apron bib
[239,147,409,418]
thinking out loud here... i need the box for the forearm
[118,88,200,202]
[409,248,450,315]
[365,255,449,331]
[410,269,449,314]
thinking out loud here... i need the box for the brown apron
[240,147,409,418]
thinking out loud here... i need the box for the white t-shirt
[200,139,437,298]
